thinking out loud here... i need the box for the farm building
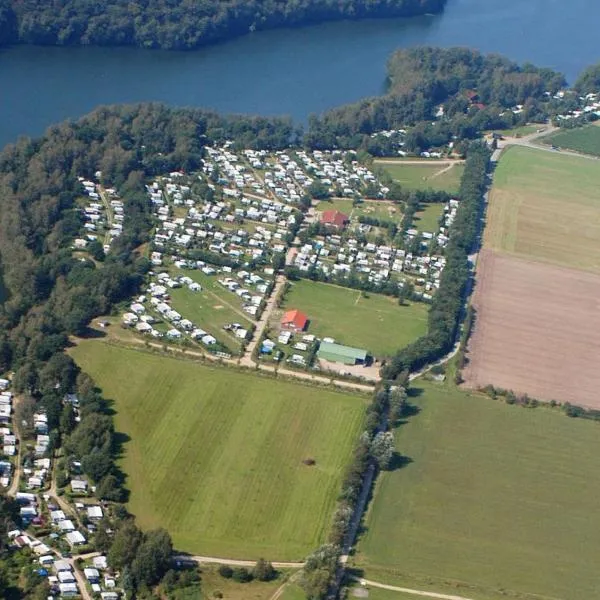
[318,342,368,365]
[281,309,309,332]
[320,210,349,230]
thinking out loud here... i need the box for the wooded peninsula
[0,0,446,49]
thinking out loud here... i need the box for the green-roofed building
[317,341,369,365]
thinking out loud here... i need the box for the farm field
[542,123,600,156]
[355,381,600,600]
[463,249,600,408]
[70,341,366,560]
[281,280,428,357]
[375,160,464,194]
[485,146,600,271]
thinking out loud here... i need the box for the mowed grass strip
[282,280,428,357]
[356,382,600,600]
[376,161,464,194]
[485,146,600,271]
[70,341,366,560]
[542,123,600,157]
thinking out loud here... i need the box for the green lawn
[375,161,464,194]
[282,280,428,358]
[486,146,600,271]
[542,123,600,156]
[355,381,600,600]
[70,341,366,560]
[168,286,249,353]
[413,203,443,233]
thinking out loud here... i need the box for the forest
[0,0,446,49]
[306,47,567,153]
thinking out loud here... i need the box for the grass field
[413,202,443,233]
[542,123,600,156]
[355,381,600,600]
[496,124,542,138]
[70,341,366,559]
[375,161,464,194]
[281,280,428,357]
[485,146,600,271]
[200,567,282,600]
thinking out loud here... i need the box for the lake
[0,0,598,148]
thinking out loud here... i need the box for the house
[65,530,86,546]
[320,210,349,230]
[87,505,103,520]
[281,309,308,332]
[59,582,79,597]
[84,567,100,583]
[317,341,368,365]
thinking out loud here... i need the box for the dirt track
[463,249,600,408]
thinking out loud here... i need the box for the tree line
[382,142,490,380]
[0,0,446,49]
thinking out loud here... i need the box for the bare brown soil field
[464,249,600,408]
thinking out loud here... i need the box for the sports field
[281,280,428,357]
[485,146,600,271]
[356,382,600,600]
[542,123,600,157]
[70,341,366,559]
[375,160,464,194]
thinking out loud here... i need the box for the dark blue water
[0,0,597,147]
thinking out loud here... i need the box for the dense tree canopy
[0,0,446,49]
[574,62,600,95]
[306,47,566,151]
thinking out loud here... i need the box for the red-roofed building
[320,210,349,230]
[281,309,308,332]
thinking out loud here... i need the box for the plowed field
[464,249,600,408]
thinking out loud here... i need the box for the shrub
[218,565,233,579]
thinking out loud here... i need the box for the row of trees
[0,0,446,49]
[382,142,490,380]
[301,384,406,599]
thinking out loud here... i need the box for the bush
[218,565,233,579]
[231,567,253,583]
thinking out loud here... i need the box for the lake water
[0,0,597,147]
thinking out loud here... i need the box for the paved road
[356,578,476,600]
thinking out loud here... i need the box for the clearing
[413,203,444,233]
[542,123,600,157]
[484,146,600,272]
[463,249,600,408]
[355,381,600,600]
[281,279,428,357]
[70,341,366,560]
[375,160,464,194]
